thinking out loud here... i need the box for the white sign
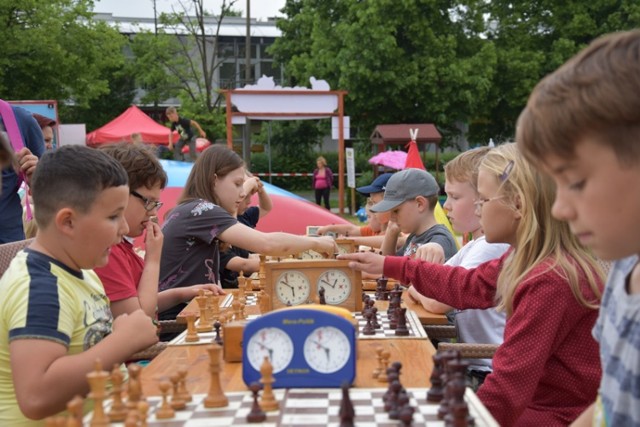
[346,147,356,188]
[332,116,350,140]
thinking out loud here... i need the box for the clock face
[303,326,352,374]
[245,327,294,374]
[299,250,324,260]
[317,269,352,304]
[275,270,311,305]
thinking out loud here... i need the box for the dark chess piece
[427,352,446,403]
[399,401,415,427]
[318,287,327,305]
[362,310,376,335]
[375,276,388,300]
[438,353,462,420]
[388,380,403,420]
[394,307,410,336]
[339,382,355,427]
[383,369,399,412]
[213,320,223,346]
[444,371,474,427]
[246,382,267,423]
[370,306,381,329]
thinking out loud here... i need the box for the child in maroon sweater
[340,143,604,426]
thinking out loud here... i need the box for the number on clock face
[303,326,352,374]
[316,270,352,304]
[275,270,311,305]
[245,327,294,374]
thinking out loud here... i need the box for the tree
[270,0,497,146]
[0,0,128,109]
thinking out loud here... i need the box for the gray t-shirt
[158,199,237,319]
[396,224,457,261]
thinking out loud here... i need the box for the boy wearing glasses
[95,143,224,322]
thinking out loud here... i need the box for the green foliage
[0,0,127,108]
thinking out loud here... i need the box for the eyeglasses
[473,195,505,210]
[474,160,515,211]
[130,190,163,211]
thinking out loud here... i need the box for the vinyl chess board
[353,309,427,340]
[220,293,258,308]
[83,388,498,426]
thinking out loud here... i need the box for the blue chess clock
[242,307,357,388]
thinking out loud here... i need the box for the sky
[93,0,287,20]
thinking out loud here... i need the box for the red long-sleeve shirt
[385,253,602,427]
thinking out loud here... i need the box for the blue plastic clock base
[242,308,357,388]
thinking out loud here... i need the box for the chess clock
[242,308,357,388]
[334,239,356,255]
[263,259,362,312]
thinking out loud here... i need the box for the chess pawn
[259,356,279,411]
[247,382,267,422]
[169,373,187,410]
[204,344,229,408]
[177,367,193,403]
[185,313,200,342]
[155,381,175,419]
[378,350,391,383]
[238,271,246,291]
[66,395,84,427]
[427,352,446,403]
[245,276,254,293]
[126,364,145,410]
[372,346,384,379]
[137,401,150,427]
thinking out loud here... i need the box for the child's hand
[183,284,226,302]
[386,221,401,236]
[144,222,164,263]
[414,242,445,264]
[314,236,339,257]
[113,309,159,352]
[337,252,385,276]
[16,148,38,181]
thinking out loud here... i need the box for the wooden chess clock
[263,259,362,312]
[242,307,356,388]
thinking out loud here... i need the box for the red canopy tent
[86,105,178,146]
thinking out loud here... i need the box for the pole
[243,0,252,166]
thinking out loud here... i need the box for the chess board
[83,388,499,426]
[220,293,258,308]
[353,310,427,340]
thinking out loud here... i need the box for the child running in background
[0,146,158,425]
[159,145,337,319]
[408,147,509,388]
[94,143,224,321]
[340,143,604,426]
[516,30,640,427]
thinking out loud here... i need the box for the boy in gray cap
[373,169,457,260]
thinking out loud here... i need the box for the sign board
[345,147,355,188]
[332,116,350,140]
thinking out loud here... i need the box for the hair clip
[499,160,514,183]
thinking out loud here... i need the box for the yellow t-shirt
[0,249,112,426]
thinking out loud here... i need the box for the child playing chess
[0,146,158,425]
[158,145,337,320]
[408,147,509,387]
[340,143,604,426]
[516,30,640,426]
[317,197,385,238]
[94,143,224,320]
[218,172,273,288]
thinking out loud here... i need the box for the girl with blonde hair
[340,143,604,426]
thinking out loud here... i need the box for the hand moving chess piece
[259,356,279,411]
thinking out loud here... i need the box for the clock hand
[280,280,295,297]
[320,279,336,289]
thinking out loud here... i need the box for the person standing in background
[165,107,206,162]
[32,114,56,151]
[312,156,333,210]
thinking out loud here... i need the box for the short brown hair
[99,142,167,190]
[444,147,491,191]
[517,30,640,167]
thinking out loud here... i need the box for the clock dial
[303,326,352,374]
[245,327,294,374]
[299,250,324,260]
[316,269,352,304]
[275,270,311,305]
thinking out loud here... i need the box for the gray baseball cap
[370,169,440,213]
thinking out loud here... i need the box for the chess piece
[124,409,138,427]
[339,382,355,427]
[232,295,242,321]
[258,254,267,290]
[399,396,415,427]
[170,373,186,410]
[246,382,267,422]
[259,356,279,411]
[378,350,391,383]
[387,379,403,419]
[137,400,149,427]
[155,381,175,419]
[238,271,246,291]
[126,363,145,410]
[185,313,199,342]
[87,359,109,427]
[66,395,84,427]
[210,294,221,319]
[383,369,399,412]
[213,320,223,345]
[376,276,388,300]
[196,294,213,332]
[427,352,446,403]
[444,371,474,427]
[361,310,376,335]
[394,308,410,336]
[204,344,229,407]
[177,367,193,402]
[372,346,384,379]
[318,287,326,305]
[245,275,254,293]
[371,306,381,329]
[438,354,462,420]
[108,365,127,421]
